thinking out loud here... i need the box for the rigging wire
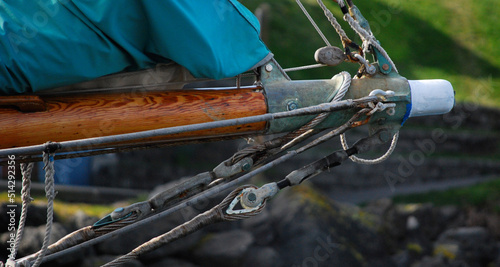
[283,63,327,73]
[317,0,352,47]
[0,96,377,158]
[295,0,331,46]
[19,107,374,266]
[5,1,407,265]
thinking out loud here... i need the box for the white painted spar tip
[408,79,455,118]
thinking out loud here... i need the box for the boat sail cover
[0,0,271,95]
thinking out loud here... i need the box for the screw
[242,162,251,171]
[382,64,390,71]
[287,101,298,111]
[265,64,273,72]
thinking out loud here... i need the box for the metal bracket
[260,60,347,133]
[373,46,393,75]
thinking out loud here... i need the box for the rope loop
[31,151,57,267]
[221,185,267,221]
[10,161,35,263]
[340,131,399,165]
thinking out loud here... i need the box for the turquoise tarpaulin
[0,0,271,94]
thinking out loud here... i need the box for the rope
[295,0,331,46]
[0,134,250,166]
[10,3,403,265]
[24,226,96,265]
[102,186,266,266]
[340,131,399,164]
[1,93,374,158]
[31,150,56,267]
[316,0,351,46]
[18,105,377,265]
[342,13,399,73]
[228,92,372,165]
[12,162,35,261]
[103,112,374,266]
[280,71,351,150]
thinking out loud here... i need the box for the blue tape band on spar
[401,103,412,126]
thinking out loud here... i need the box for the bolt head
[247,193,257,202]
[242,163,251,171]
[287,101,298,111]
[265,64,273,72]
[382,64,390,71]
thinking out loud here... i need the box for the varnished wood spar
[0,95,46,112]
[0,88,268,149]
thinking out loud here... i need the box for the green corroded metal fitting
[260,61,410,138]
[349,5,371,33]
[261,60,348,133]
[373,46,394,75]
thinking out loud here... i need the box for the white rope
[280,71,351,150]
[343,13,399,73]
[316,0,351,45]
[31,151,56,267]
[12,162,35,261]
[340,131,399,164]
[333,71,351,102]
[295,0,331,46]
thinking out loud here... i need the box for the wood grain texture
[0,95,46,112]
[0,88,268,149]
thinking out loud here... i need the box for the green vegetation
[407,242,424,254]
[243,0,499,107]
[0,192,113,221]
[392,178,500,212]
[434,244,458,260]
